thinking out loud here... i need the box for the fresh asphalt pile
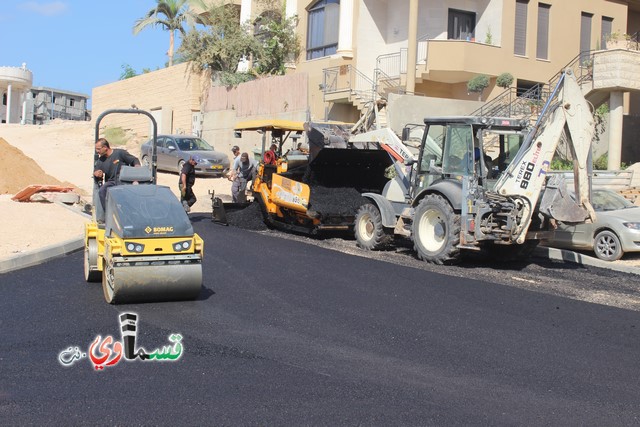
[225,202,268,231]
[308,186,366,216]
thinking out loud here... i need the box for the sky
[0,1,180,101]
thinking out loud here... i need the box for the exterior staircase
[322,65,377,113]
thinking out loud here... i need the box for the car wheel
[178,159,185,173]
[594,230,623,261]
[141,155,150,168]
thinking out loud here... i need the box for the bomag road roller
[84,109,204,304]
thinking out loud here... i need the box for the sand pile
[0,137,64,195]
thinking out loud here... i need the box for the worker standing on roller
[180,154,200,213]
[93,138,140,212]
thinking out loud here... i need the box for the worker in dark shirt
[179,155,200,213]
[93,138,141,211]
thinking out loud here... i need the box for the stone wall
[201,73,309,155]
[92,62,203,138]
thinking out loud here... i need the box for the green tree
[179,0,261,83]
[120,63,138,80]
[133,0,195,67]
[252,1,300,75]
[467,74,490,100]
[178,0,299,85]
[496,72,514,89]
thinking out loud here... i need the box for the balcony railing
[322,64,375,102]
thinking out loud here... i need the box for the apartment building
[92,1,640,163]
[30,87,90,124]
[288,0,640,165]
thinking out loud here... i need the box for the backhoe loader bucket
[307,148,392,193]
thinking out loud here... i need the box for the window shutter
[580,13,593,64]
[601,17,613,49]
[514,0,528,56]
[536,3,550,60]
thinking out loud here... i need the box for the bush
[496,73,514,89]
[550,158,573,170]
[103,127,128,146]
[467,74,490,93]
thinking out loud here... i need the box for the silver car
[546,188,640,261]
[140,135,230,176]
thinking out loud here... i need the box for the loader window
[442,125,473,176]
[415,125,445,189]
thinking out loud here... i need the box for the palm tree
[133,0,194,67]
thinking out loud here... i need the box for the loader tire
[84,239,101,282]
[412,194,461,264]
[355,203,392,250]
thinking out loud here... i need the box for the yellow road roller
[83,109,203,304]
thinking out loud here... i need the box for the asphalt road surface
[1,213,639,425]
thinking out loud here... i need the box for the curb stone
[534,246,640,275]
[0,236,84,275]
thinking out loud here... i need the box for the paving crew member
[179,154,201,213]
[93,138,140,212]
[231,152,257,203]
[263,143,278,165]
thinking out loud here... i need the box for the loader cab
[410,116,528,194]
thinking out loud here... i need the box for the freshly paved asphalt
[1,215,639,425]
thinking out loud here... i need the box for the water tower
[0,63,33,124]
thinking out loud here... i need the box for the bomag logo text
[145,226,174,234]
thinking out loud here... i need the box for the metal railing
[374,68,401,97]
[472,84,550,119]
[322,64,375,103]
[417,34,429,63]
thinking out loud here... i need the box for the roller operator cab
[355,69,596,264]
[84,109,204,304]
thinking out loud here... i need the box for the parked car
[140,135,230,176]
[545,188,640,261]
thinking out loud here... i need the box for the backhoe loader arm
[492,69,596,241]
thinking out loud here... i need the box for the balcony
[416,39,504,84]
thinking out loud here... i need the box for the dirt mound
[0,137,64,195]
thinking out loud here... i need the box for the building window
[69,98,75,107]
[601,16,613,49]
[2,93,6,106]
[306,0,339,60]
[580,12,593,65]
[514,0,529,56]
[536,3,550,60]
[448,9,476,41]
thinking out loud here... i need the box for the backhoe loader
[354,69,596,264]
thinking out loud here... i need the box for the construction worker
[93,138,140,212]
[179,155,201,213]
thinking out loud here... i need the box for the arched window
[306,0,339,60]
[2,93,6,106]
